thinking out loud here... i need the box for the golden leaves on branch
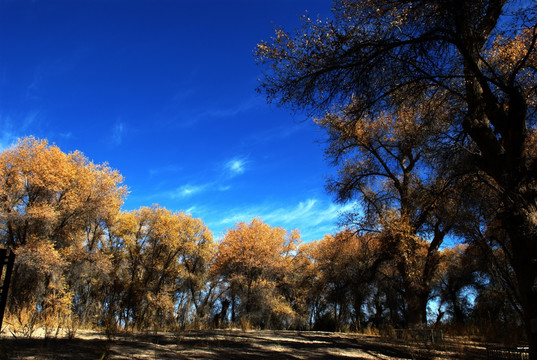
[0,136,128,331]
[213,218,299,280]
[483,27,537,111]
[109,205,215,329]
[0,136,127,249]
[212,218,301,327]
[15,239,67,275]
[485,28,537,78]
[378,210,428,284]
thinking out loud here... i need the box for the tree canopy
[2,0,537,346]
[256,0,537,351]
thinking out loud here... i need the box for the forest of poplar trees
[0,137,524,344]
[1,0,537,355]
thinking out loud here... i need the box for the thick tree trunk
[462,61,537,354]
[231,296,236,324]
[450,290,466,326]
[404,287,429,328]
[502,209,537,358]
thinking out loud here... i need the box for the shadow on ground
[0,329,488,359]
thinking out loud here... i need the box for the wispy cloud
[224,156,248,177]
[197,98,260,119]
[243,124,305,147]
[185,206,197,215]
[218,199,325,226]
[148,164,183,178]
[143,154,249,205]
[159,96,263,128]
[209,198,357,242]
[171,184,209,198]
[111,120,126,146]
[25,71,42,102]
[159,180,232,200]
[0,111,41,151]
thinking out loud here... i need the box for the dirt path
[0,329,487,359]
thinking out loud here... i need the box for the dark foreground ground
[0,329,488,360]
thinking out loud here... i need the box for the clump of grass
[360,325,383,336]
[240,317,254,331]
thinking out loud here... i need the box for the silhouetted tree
[257,0,537,349]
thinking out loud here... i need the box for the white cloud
[146,156,249,202]
[224,156,249,177]
[0,112,41,152]
[213,198,357,242]
[225,158,245,175]
[185,206,197,215]
[172,184,208,198]
[263,199,318,224]
[165,181,232,199]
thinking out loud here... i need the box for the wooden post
[0,248,15,331]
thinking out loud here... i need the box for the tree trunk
[451,292,466,326]
[461,35,537,354]
[405,287,428,329]
[231,296,236,324]
[502,209,537,358]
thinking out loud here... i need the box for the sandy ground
[0,328,487,359]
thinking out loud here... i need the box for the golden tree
[307,230,385,330]
[0,137,126,331]
[314,100,458,327]
[212,218,300,328]
[109,206,214,330]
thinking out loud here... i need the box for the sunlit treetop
[0,137,127,248]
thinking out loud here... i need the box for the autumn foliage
[212,218,300,329]
[257,0,536,350]
[1,1,535,354]
[0,133,526,343]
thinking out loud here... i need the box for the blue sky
[0,0,354,241]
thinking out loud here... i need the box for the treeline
[0,138,521,340]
